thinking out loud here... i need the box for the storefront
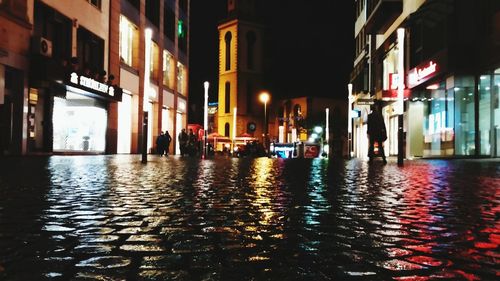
[406,58,500,158]
[51,71,122,154]
[175,97,187,155]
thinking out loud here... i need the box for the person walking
[187,128,198,156]
[178,128,188,156]
[156,131,166,156]
[367,101,387,164]
[164,131,172,156]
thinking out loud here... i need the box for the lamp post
[397,28,405,167]
[232,106,237,155]
[203,81,209,158]
[142,28,152,164]
[259,92,270,150]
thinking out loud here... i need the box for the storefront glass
[454,76,476,156]
[494,72,500,156]
[53,93,107,152]
[479,75,491,155]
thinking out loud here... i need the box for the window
[177,62,186,95]
[164,6,175,40]
[454,76,476,156]
[225,123,230,137]
[150,41,159,81]
[479,75,491,155]
[225,32,232,71]
[246,31,256,70]
[87,0,101,9]
[225,82,230,113]
[119,15,137,68]
[179,0,188,14]
[178,19,188,53]
[77,27,104,76]
[163,50,174,88]
[145,0,160,27]
[126,0,140,10]
[33,2,72,62]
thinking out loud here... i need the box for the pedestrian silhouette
[367,101,387,164]
[178,128,188,156]
[164,131,172,156]
[156,131,166,156]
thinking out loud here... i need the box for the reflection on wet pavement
[0,155,498,280]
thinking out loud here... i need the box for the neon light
[408,61,437,87]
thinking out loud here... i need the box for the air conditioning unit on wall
[32,36,53,57]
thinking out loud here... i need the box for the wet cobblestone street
[0,155,499,280]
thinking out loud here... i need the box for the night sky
[188,0,355,123]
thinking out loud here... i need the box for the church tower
[217,0,266,141]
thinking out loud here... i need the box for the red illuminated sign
[407,61,438,88]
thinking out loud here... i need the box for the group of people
[177,128,200,157]
[155,131,172,157]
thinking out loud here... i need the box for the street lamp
[203,81,209,158]
[259,92,270,150]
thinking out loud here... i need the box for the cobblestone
[0,155,499,280]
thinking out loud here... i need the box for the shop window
[246,31,256,70]
[163,50,174,88]
[454,76,476,156]
[176,62,186,95]
[225,32,232,71]
[479,75,492,155]
[150,41,160,81]
[423,83,451,156]
[77,27,104,77]
[494,72,500,157]
[382,46,399,91]
[225,82,230,113]
[119,15,138,68]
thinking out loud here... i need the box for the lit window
[119,16,136,67]
[150,42,159,80]
[163,50,174,88]
[177,62,185,95]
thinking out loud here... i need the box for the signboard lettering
[408,61,438,88]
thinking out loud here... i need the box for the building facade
[350,0,500,159]
[216,0,267,143]
[0,0,189,156]
[0,0,31,155]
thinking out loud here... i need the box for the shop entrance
[52,92,107,153]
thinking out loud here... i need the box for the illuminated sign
[389,73,399,90]
[408,61,438,88]
[70,72,114,96]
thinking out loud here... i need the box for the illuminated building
[0,0,190,155]
[350,0,500,159]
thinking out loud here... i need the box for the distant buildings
[350,0,500,159]
[0,0,190,156]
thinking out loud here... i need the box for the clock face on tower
[248,122,256,132]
